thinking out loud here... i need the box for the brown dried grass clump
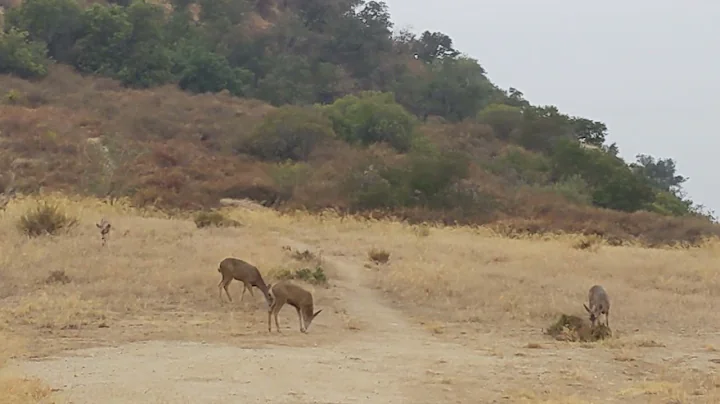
[545,314,612,342]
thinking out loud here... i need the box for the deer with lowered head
[583,284,610,328]
[217,257,272,306]
[267,280,322,333]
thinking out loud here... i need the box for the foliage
[241,105,335,161]
[17,201,78,237]
[550,139,656,212]
[0,28,50,78]
[276,266,328,285]
[323,91,417,152]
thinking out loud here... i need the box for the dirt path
[11,237,720,403]
[11,238,499,403]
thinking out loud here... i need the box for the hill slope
[0,0,718,245]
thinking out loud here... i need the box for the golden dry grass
[2,193,720,402]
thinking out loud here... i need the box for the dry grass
[2,193,720,401]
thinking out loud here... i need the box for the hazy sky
[384,0,719,215]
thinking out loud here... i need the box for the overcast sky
[384,0,719,215]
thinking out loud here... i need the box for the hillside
[0,0,718,245]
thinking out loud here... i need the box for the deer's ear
[312,309,323,319]
[583,304,591,313]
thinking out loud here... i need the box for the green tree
[630,154,687,193]
[550,139,656,212]
[5,0,82,63]
[415,30,459,62]
[174,40,251,95]
[422,56,493,121]
[0,28,50,78]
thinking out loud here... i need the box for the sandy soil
[8,237,720,404]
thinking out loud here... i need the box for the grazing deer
[96,218,111,246]
[267,281,322,333]
[0,171,16,212]
[217,257,272,306]
[583,284,610,328]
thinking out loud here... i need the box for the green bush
[323,91,417,152]
[276,266,327,285]
[17,202,78,237]
[241,105,335,161]
[0,28,50,78]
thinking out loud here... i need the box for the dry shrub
[572,235,602,251]
[194,210,242,228]
[545,314,612,342]
[44,270,71,285]
[17,201,78,237]
[368,248,390,264]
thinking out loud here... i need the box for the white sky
[384,0,720,215]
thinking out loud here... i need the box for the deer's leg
[222,278,233,302]
[240,283,247,301]
[605,311,610,328]
[274,310,282,333]
[295,307,304,333]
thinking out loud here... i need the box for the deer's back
[220,258,261,280]
[588,285,610,309]
[271,281,312,307]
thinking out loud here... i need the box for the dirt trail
[12,238,502,403]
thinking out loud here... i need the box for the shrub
[240,105,335,161]
[193,211,241,228]
[368,248,390,264]
[0,28,50,78]
[323,91,417,152]
[275,266,327,285]
[17,201,78,237]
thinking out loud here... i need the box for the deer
[583,284,610,328]
[96,218,111,246]
[267,280,322,334]
[217,257,272,307]
[0,171,16,212]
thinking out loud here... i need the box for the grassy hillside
[0,0,718,246]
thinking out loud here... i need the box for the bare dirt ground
[3,196,720,403]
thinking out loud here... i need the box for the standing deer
[96,218,111,246]
[267,280,322,333]
[217,257,272,306]
[583,284,610,328]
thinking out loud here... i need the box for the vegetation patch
[368,248,390,264]
[17,201,78,237]
[545,314,612,342]
[275,266,328,285]
[193,211,242,229]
